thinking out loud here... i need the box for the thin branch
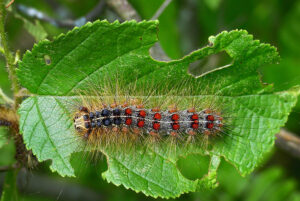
[276,128,300,159]
[16,0,106,28]
[0,1,20,97]
[5,0,14,8]
[105,0,141,21]
[151,0,173,20]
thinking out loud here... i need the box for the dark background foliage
[0,0,300,200]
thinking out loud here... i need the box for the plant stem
[0,0,20,99]
[151,0,173,20]
[5,0,14,8]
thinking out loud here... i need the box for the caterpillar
[66,67,244,151]
[68,80,232,153]
[74,104,223,139]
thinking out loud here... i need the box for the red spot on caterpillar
[154,113,161,120]
[191,123,199,129]
[206,122,214,129]
[172,123,180,130]
[171,114,180,121]
[191,114,198,120]
[137,120,145,128]
[125,108,132,115]
[206,115,214,121]
[153,122,160,130]
[139,110,146,118]
[125,118,132,125]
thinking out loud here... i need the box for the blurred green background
[1,0,300,200]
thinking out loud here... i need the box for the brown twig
[105,0,141,21]
[5,0,14,8]
[276,128,300,159]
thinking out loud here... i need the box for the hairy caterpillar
[74,104,223,140]
[67,82,235,152]
[67,72,240,151]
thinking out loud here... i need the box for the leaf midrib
[33,97,72,173]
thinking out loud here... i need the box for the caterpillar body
[74,103,223,140]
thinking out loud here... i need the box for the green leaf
[102,144,198,197]
[0,170,19,201]
[15,13,48,42]
[17,20,299,198]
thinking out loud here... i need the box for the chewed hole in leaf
[188,51,232,77]
[44,55,51,65]
[149,42,171,62]
[177,154,210,180]
[70,151,105,178]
